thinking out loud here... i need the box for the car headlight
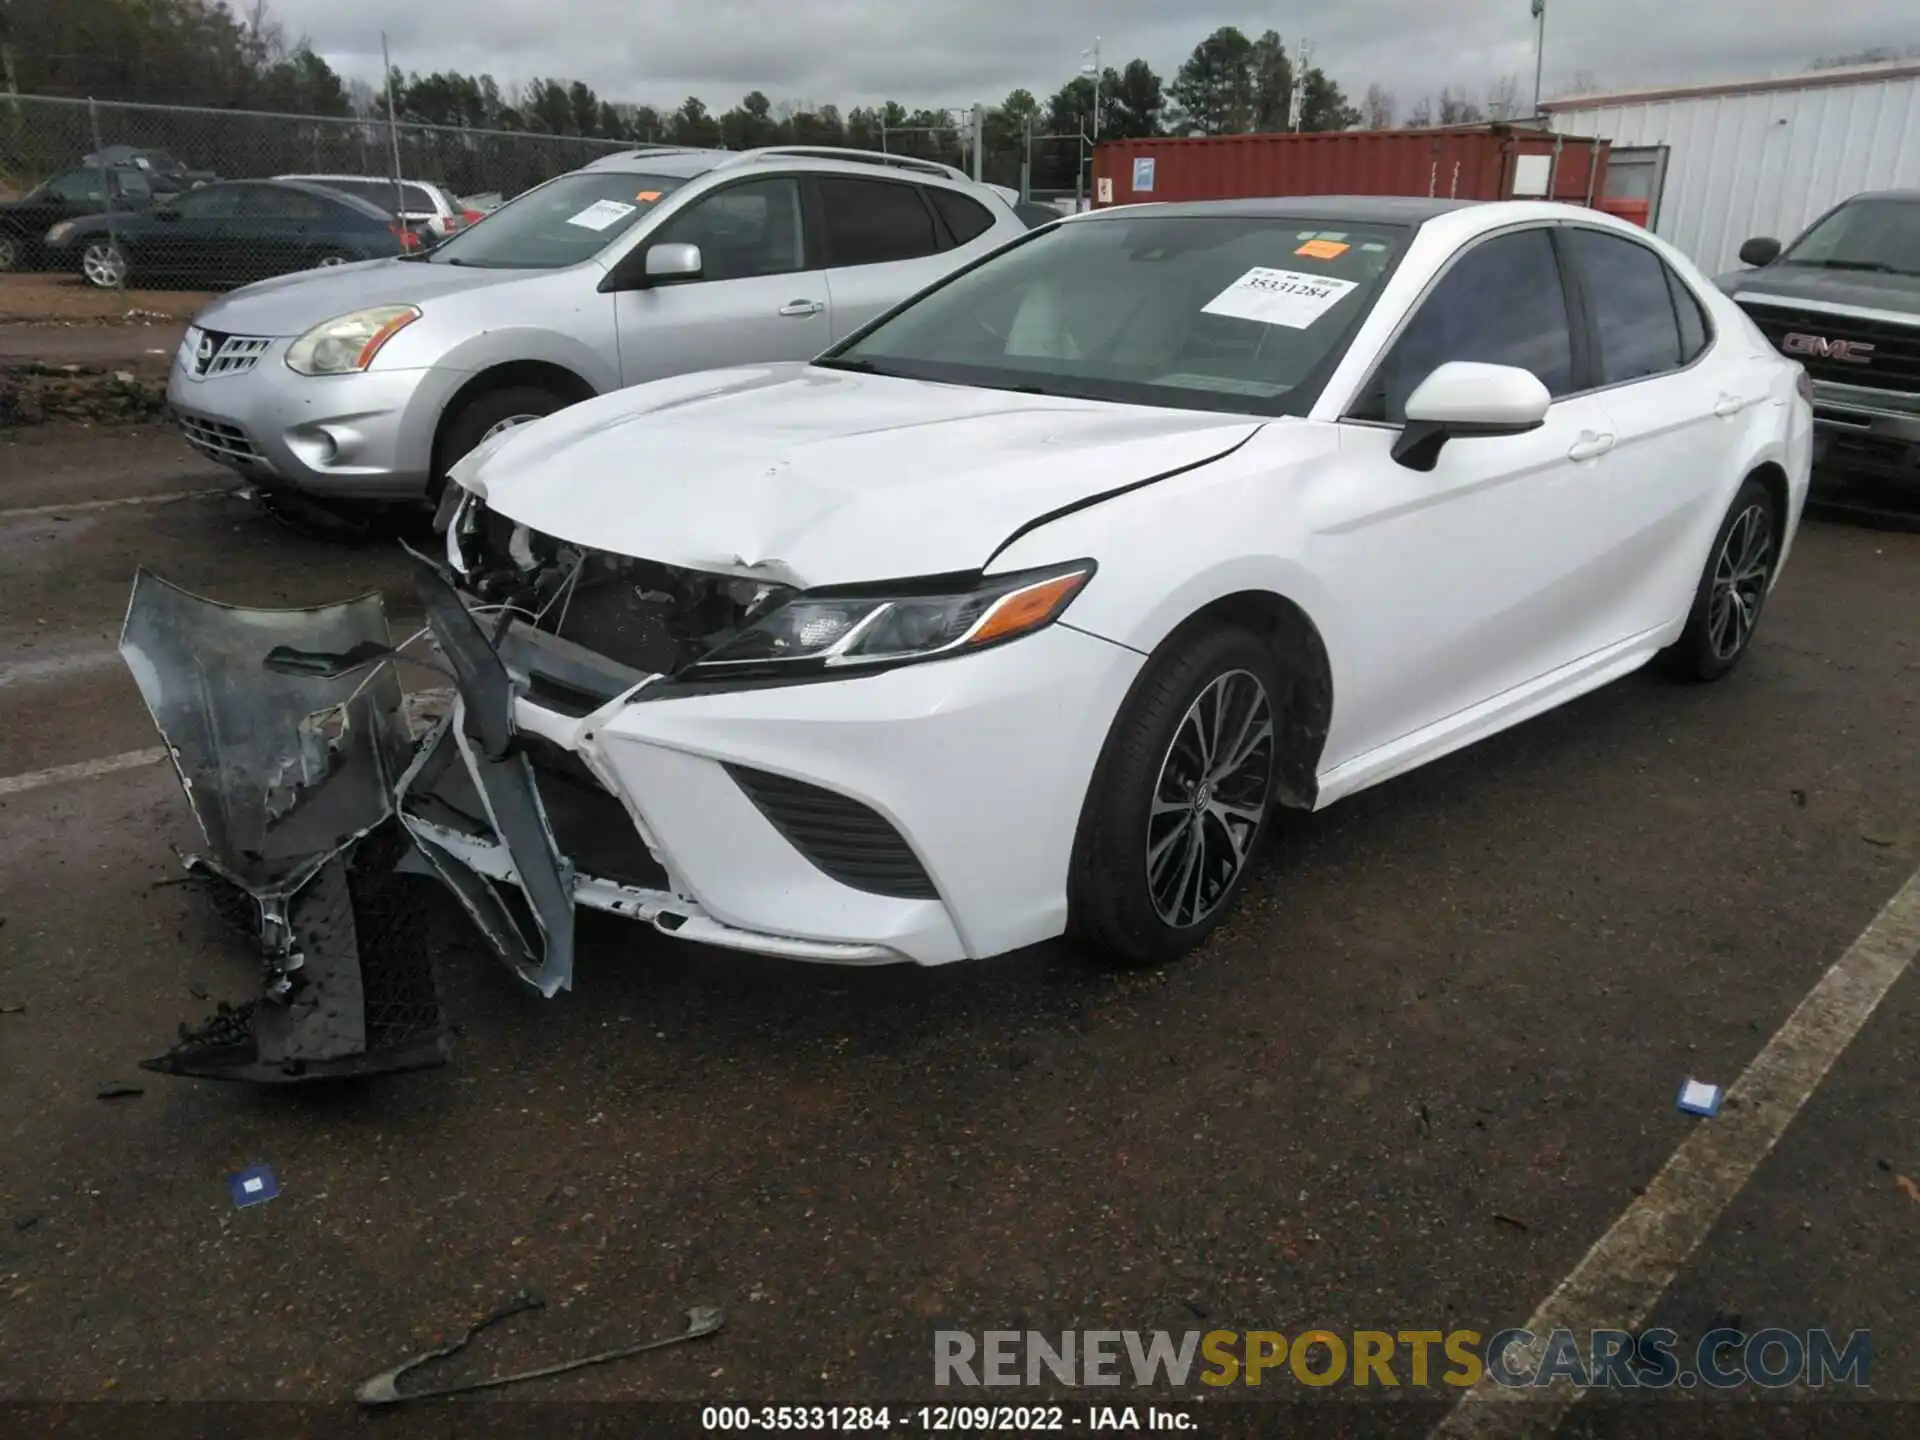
[285,305,420,376]
[46,220,75,244]
[678,560,1096,682]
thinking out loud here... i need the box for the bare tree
[1361,82,1396,129]
[1485,73,1523,120]
[1566,69,1601,96]
[1403,94,1434,128]
[1437,86,1485,125]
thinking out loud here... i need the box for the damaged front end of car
[121,489,807,1080]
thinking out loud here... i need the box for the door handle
[1714,394,1747,417]
[778,300,824,317]
[1567,431,1616,461]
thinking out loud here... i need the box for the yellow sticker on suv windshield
[1295,239,1350,259]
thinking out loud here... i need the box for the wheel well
[1748,460,1789,528]
[431,361,596,475]
[1173,590,1333,810]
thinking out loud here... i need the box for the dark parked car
[81,145,218,190]
[0,163,169,272]
[47,179,427,290]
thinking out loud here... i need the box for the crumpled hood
[192,256,550,336]
[1718,263,1920,312]
[453,363,1265,587]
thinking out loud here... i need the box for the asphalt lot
[1,420,1917,1433]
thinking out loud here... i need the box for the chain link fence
[0,94,630,293]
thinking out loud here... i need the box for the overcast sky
[278,0,1916,115]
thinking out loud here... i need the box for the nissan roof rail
[720,146,971,182]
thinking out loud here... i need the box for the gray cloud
[282,0,1916,115]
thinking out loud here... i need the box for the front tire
[1666,477,1780,682]
[432,383,571,496]
[0,232,20,273]
[1068,625,1282,966]
[81,239,129,289]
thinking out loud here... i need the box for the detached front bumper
[398,558,1140,991]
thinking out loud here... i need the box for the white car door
[813,174,962,341]
[1312,225,1625,774]
[613,175,831,386]
[1556,226,1762,637]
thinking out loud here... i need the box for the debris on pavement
[13,1213,42,1232]
[95,1082,144,1100]
[1493,1212,1530,1232]
[1789,789,1807,808]
[0,1003,23,1015]
[187,983,209,1001]
[1896,1176,1920,1204]
[1677,1079,1724,1117]
[227,1164,280,1209]
[355,1292,725,1407]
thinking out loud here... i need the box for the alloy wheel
[0,235,18,272]
[1707,502,1773,660]
[1146,668,1275,929]
[316,252,351,267]
[480,414,542,442]
[82,241,127,289]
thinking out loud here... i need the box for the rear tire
[1665,476,1780,682]
[1068,625,1283,966]
[0,232,20,273]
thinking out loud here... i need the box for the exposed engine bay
[446,492,794,680]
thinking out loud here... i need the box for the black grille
[519,735,671,891]
[725,764,938,900]
[176,411,260,462]
[1737,301,1920,394]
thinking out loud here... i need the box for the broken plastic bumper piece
[119,570,449,1082]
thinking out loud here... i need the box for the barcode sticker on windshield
[566,199,637,231]
[1202,267,1359,329]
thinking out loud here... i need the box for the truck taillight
[461,208,483,225]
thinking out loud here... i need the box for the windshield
[822,212,1407,414]
[424,170,687,268]
[1781,198,1920,276]
[307,179,438,213]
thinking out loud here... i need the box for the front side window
[44,169,108,204]
[1566,228,1684,384]
[425,170,686,269]
[817,176,941,267]
[171,185,243,220]
[238,187,331,221]
[1780,198,1920,276]
[1357,228,1574,422]
[824,212,1407,416]
[651,177,805,281]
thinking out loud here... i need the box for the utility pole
[1291,40,1313,132]
[970,104,985,183]
[1079,37,1101,210]
[381,31,404,229]
[1532,0,1547,116]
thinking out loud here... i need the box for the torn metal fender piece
[355,1296,724,1407]
[117,569,412,894]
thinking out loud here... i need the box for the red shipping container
[1595,196,1652,227]
[1092,125,1610,210]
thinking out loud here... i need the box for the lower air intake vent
[725,765,938,900]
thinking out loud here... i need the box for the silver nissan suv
[166,146,1030,506]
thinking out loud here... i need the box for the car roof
[1840,188,1920,203]
[579,145,988,190]
[1076,195,1478,225]
[201,177,394,220]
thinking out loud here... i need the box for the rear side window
[1566,228,1683,383]
[1667,268,1711,362]
[928,187,996,245]
[816,176,941,267]
[1358,227,1575,422]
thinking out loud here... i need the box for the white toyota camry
[129,195,1815,1010]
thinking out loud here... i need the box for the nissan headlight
[679,561,1096,681]
[46,220,76,245]
[285,305,420,376]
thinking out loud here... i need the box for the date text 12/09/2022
[701,1407,1193,1432]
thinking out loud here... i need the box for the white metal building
[1544,61,1920,277]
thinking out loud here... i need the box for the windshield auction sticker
[566,198,638,231]
[1202,267,1358,329]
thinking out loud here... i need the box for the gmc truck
[1718,190,1918,494]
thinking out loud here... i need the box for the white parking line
[0,648,125,688]
[1431,860,1920,1438]
[0,748,167,797]
[0,488,231,521]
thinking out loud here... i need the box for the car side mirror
[1391,361,1552,472]
[642,242,703,284]
[1738,236,1782,268]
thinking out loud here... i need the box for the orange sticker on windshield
[636,190,662,202]
[1295,239,1350,259]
